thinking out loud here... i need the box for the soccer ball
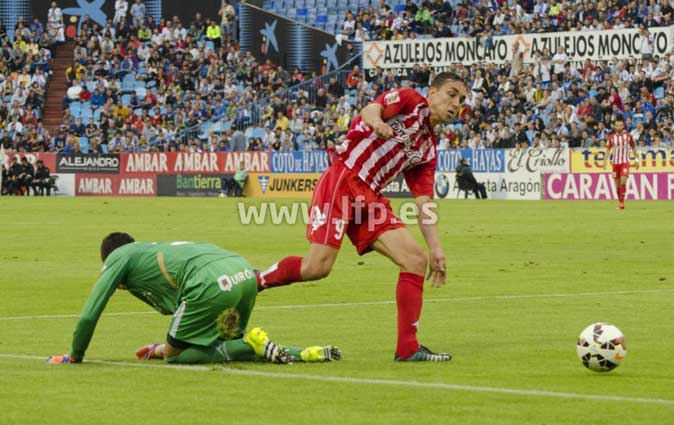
[576,323,627,372]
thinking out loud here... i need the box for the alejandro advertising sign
[56,154,120,174]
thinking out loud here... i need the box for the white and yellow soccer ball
[576,323,627,372]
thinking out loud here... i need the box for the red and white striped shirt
[335,88,437,197]
[606,131,636,165]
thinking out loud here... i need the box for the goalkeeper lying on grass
[48,233,341,365]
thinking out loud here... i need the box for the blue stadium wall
[239,2,356,73]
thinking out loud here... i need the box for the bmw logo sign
[435,174,449,198]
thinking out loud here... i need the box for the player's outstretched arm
[47,257,127,364]
[360,103,394,140]
[604,145,612,169]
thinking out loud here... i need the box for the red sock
[396,272,424,359]
[257,256,303,290]
[620,184,626,202]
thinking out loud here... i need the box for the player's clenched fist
[373,122,395,140]
[46,354,81,364]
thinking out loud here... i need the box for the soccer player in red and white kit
[257,73,470,361]
[603,117,640,209]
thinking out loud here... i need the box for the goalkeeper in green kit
[47,233,341,365]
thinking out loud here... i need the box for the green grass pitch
[0,198,673,425]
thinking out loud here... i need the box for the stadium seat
[654,86,665,99]
[252,127,266,139]
[78,136,89,153]
[100,143,108,154]
[121,80,135,93]
[121,94,132,106]
[69,102,81,114]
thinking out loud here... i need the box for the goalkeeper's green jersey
[71,242,251,360]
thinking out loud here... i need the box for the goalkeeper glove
[46,354,81,364]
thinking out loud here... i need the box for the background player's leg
[619,174,628,206]
[258,243,339,290]
[371,228,428,359]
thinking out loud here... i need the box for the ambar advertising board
[75,173,157,196]
[121,152,270,174]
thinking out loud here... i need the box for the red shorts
[612,163,630,179]
[306,162,405,255]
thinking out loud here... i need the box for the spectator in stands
[206,19,222,50]
[47,2,64,43]
[346,65,363,89]
[115,0,129,24]
[130,0,146,28]
[219,1,237,41]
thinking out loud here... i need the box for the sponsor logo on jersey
[310,206,327,233]
[384,90,400,105]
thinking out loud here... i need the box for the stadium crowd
[0,13,57,154]
[1,0,674,157]
[340,0,674,41]
[252,49,674,151]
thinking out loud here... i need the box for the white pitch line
[1,288,673,321]
[0,353,672,406]
[0,288,674,321]
[0,311,156,321]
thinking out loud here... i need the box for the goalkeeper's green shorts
[167,258,257,348]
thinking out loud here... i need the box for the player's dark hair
[614,116,625,124]
[101,232,135,262]
[430,72,465,89]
